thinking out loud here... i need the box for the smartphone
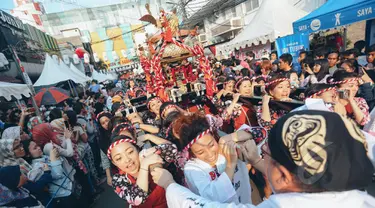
[338,89,350,99]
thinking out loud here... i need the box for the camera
[338,89,350,99]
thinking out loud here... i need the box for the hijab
[32,123,62,148]
[0,127,32,175]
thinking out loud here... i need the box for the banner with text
[276,33,310,63]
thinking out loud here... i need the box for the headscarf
[0,127,32,175]
[27,116,42,132]
[32,123,62,148]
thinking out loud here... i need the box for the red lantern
[75,47,86,59]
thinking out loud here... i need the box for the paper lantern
[75,47,86,58]
[63,55,70,65]
[84,53,90,64]
[112,51,119,61]
[103,52,108,62]
[93,53,99,63]
[73,54,80,64]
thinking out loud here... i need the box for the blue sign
[276,33,310,65]
[293,0,375,34]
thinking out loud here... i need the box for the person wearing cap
[151,110,375,208]
[176,112,266,204]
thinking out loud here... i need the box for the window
[245,0,260,12]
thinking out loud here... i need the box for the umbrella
[34,87,70,106]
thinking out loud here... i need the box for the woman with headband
[212,76,236,111]
[108,133,179,208]
[145,96,164,127]
[257,75,291,131]
[223,76,258,130]
[328,70,370,126]
[176,112,267,204]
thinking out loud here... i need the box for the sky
[2,0,128,13]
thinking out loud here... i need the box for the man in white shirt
[151,110,375,208]
[328,52,339,75]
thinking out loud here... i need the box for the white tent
[34,55,86,87]
[69,63,91,83]
[56,61,90,84]
[0,82,31,100]
[218,0,307,52]
[70,63,92,83]
[92,70,109,83]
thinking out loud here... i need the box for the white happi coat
[184,154,252,204]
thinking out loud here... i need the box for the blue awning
[293,0,375,34]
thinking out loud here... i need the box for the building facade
[190,0,327,48]
[11,0,46,32]
[0,10,59,83]
[41,0,177,70]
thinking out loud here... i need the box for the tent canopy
[34,55,87,87]
[293,0,375,34]
[69,63,91,83]
[92,70,110,83]
[220,0,307,51]
[0,82,31,101]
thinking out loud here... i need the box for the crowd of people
[1,43,375,208]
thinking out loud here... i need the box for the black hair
[110,135,140,152]
[159,102,179,128]
[8,109,21,124]
[299,50,307,56]
[92,79,98,84]
[111,122,136,140]
[73,102,85,115]
[366,44,375,54]
[246,51,255,58]
[108,117,128,132]
[327,70,359,87]
[315,48,326,58]
[226,76,236,83]
[65,110,77,127]
[354,40,366,51]
[240,68,250,77]
[21,139,33,164]
[341,59,361,75]
[49,108,62,122]
[270,50,278,57]
[279,53,293,65]
[178,112,219,154]
[305,84,334,98]
[314,59,330,82]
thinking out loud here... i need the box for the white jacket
[184,154,251,204]
[166,183,375,208]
